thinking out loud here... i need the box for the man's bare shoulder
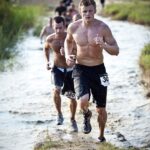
[42,25,47,30]
[95,19,111,34]
[44,33,54,49]
[46,33,55,43]
[68,19,82,33]
[95,19,108,28]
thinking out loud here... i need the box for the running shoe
[57,114,64,125]
[83,110,92,134]
[98,137,106,143]
[71,120,78,132]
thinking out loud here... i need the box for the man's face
[53,22,65,34]
[80,5,95,23]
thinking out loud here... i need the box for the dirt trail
[35,131,101,150]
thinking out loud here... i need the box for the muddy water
[0,17,150,150]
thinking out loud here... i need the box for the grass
[98,143,137,150]
[139,43,150,90]
[140,43,150,96]
[140,43,150,71]
[103,0,150,26]
[34,137,61,150]
[34,137,138,150]
[34,131,139,150]
[0,0,45,61]
[34,131,62,150]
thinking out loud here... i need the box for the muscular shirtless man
[44,16,78,132]
[65,0,119,142]
[40,17,54,43]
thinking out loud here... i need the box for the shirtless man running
[40,17,54,44]
[44,16,78,132]
[65,0,119,142]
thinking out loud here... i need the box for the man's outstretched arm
[43,37,51,70]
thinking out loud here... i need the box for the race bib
[64,91,76,99]
[100,74,109,87]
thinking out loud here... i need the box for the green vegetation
[34,133,61,150]
[140,43,150,71]
[34,137,60,150]
[34,138,138,150]
[33,23,43,37]
[98,143,136,150]
[140,43,150,91]
[0,0,44,60]
[103,0,150,26]
[34,132,138,150]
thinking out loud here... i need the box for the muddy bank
[140,70,150,97]
[34,131,102,150]
[34,130,131,150]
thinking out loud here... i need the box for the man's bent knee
[53,88,61,97]
[79,94,89,110]
[97,107,106,115]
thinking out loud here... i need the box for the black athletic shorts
[72,64,109,107]
[51,65,75,99]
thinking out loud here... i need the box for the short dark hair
[79,0,96,12]
[53,16,65,25]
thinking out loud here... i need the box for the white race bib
[100,74,109,87]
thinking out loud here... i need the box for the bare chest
[50,40,64,53]
[73,26,103,46]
